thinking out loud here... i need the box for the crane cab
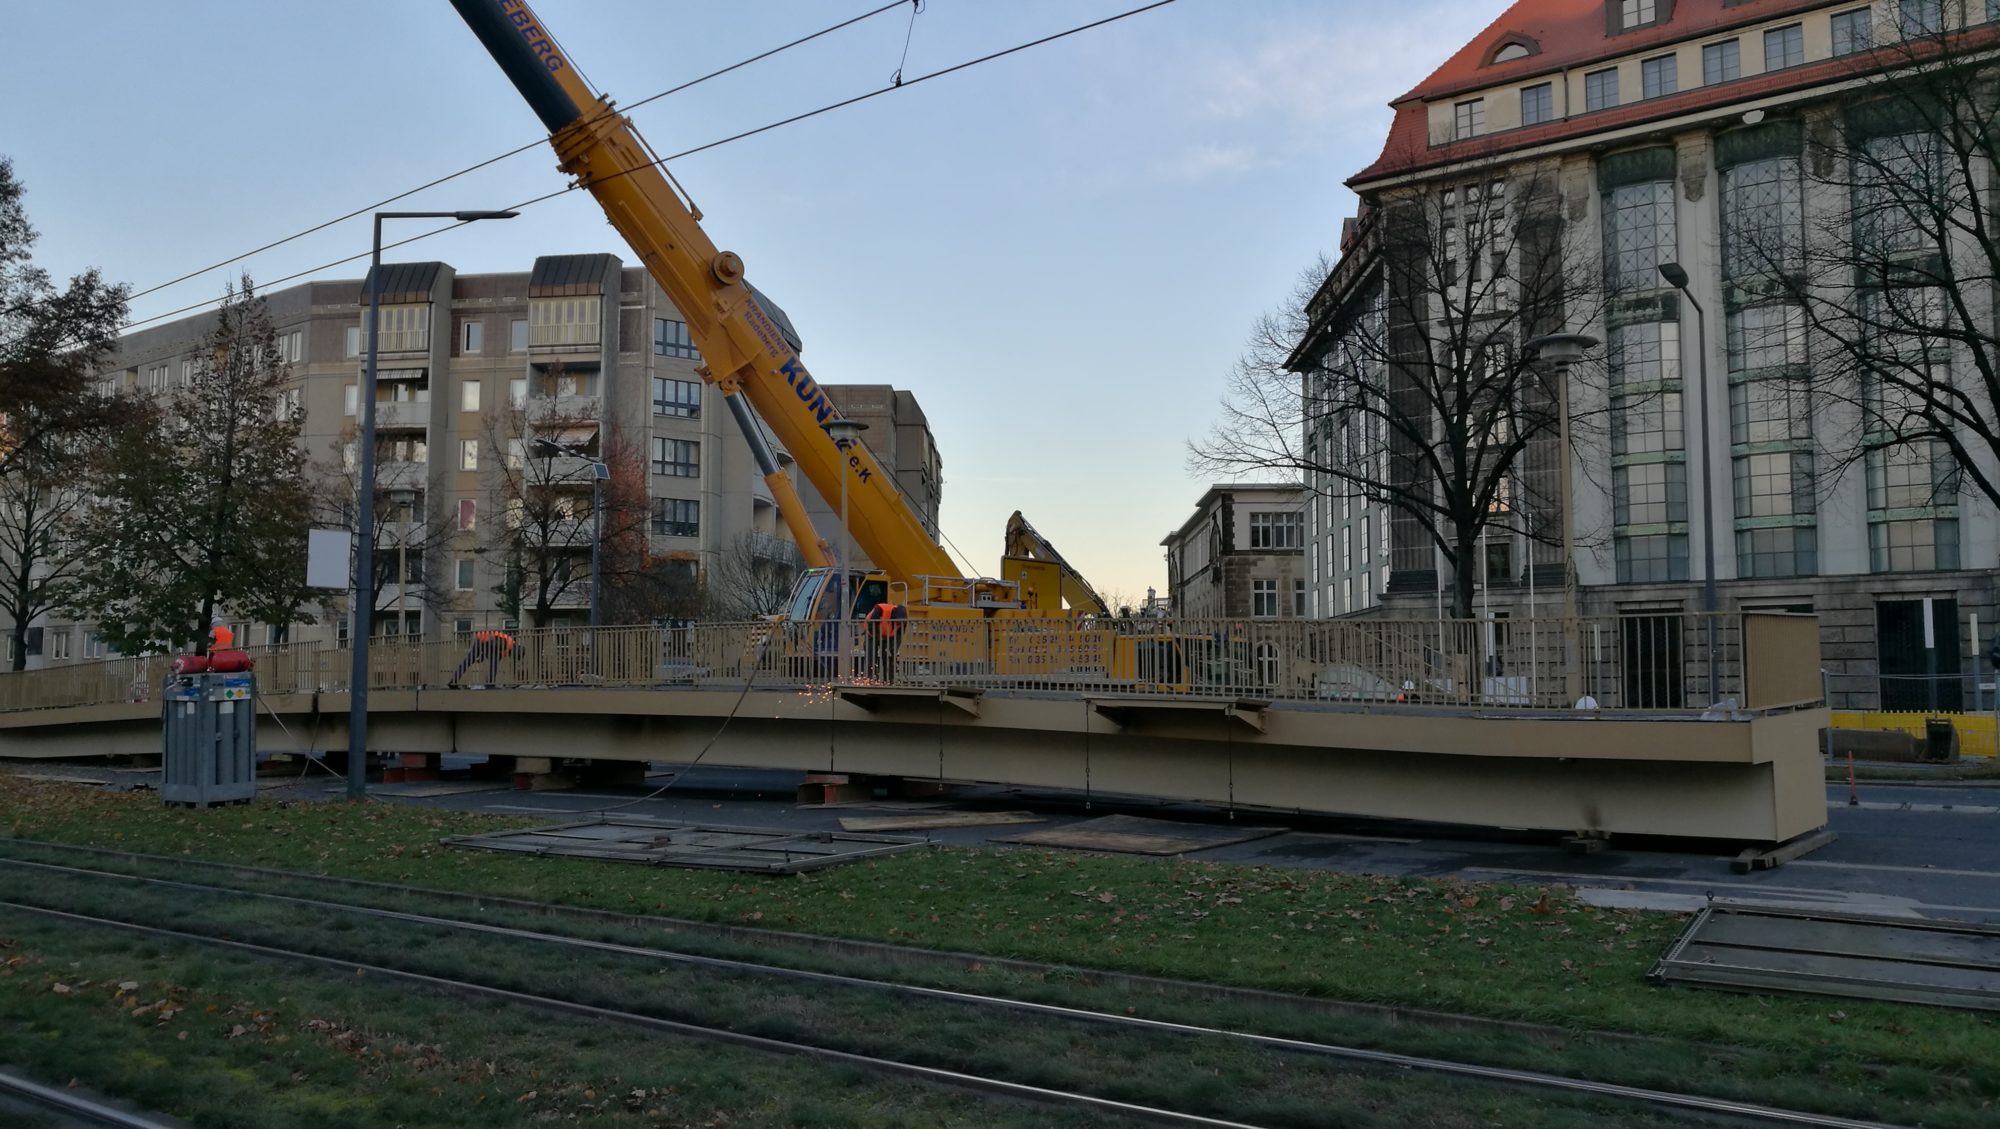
[783,567,891,623]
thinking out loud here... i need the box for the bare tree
[1730,10,2000,571]
[480,387,650,628]
[312,427,456,639]
[700,533,802,620]
[1193,163,1605,616]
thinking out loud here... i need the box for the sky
[4,0,1504,605]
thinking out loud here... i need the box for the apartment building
[1162,485,1309,619]
[807,384,945,563]
[1292,0,2000,708]
[18,253,939,663]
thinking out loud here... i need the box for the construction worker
[208,620,234,651]
[450,629,516,688]
[862,600,907,681]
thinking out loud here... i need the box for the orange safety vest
[475,630,516,652]
[209,623,234,649]
[865,603,905,638]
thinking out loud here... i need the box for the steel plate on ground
[442,817,928,874]
[996,814,1284,856]
[1650,902,2000,1010]
[838,810,1045,833]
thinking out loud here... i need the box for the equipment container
[161,672,257,806]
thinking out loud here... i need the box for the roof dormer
[1608,0,1674,36]
[1485,33,1540,65]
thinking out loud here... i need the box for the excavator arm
[450,0,958,592]
[1003,511,1110,616]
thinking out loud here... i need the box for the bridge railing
[0,612,1816,716]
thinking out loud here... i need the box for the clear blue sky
[6,0,1501,603]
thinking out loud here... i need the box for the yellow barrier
[1832,710,1998,758]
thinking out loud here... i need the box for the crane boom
[450,0,960,592]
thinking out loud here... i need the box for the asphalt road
[360,763,2000,923]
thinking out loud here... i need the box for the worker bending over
[450,630,516,688]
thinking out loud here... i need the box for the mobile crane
[451,0,1181,682]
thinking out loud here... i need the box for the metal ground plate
[442,817,928,874]
[1651,901,2000,1010]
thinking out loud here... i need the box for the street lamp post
[1659,262,1722,704]
[349,208,516,802]
[820,419,868,684]
[1524,332,1599,703]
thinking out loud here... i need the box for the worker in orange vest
[208,621,234,651]
[450,629,516,688]
[861,601,906,681]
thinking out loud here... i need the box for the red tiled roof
[1350,0,1853,186]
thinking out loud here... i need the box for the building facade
[15,253,939,662]
[1293,0,2000,709]
[1162,485,1309,619]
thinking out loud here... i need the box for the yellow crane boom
[451,0,958,594]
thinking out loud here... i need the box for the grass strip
[1,867,1704,1129]
[0,911,1132,1128]
[4,774,1997,1120]
[0,839,1966,1127]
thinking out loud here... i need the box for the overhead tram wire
[118,0,912,309]
[118,0,1183,335]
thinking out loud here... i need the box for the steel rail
[0,1069,180,1129]
[0,899,1263,1129]
[0,855,1910,1129]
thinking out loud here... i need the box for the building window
[1453,98,1485,139]
[1832,8,1873,55]
[1764,24,1804,70]
[1641,54,1677,99]
[1601,178,1677,294]
[652,498,699,537]
[1899,0,1943,37]
[1493,42,1531,63]
[460,379,481,413]
[343,383,358,416]
[1520,82,1554,126]
[509,318,529,352]
[509,377,528,409]
[459,440,478,471]
[1584,67,1619,111]
[653,438,700,477]
[47,630,68,662]
[83,632,107,659]
[1358,514,1371,563]
[1703,39,1740,84]
[372,304,430,353]
[1251,578,1278,618]
[1725,303,1815,577]
[461,320,483,355]
[653,318,699,359]
[344,325,361,357]
[454,618,474,636]
[1293,578,1307,617]
[1721,155,1803,279]
[653,377,700,417]
[1341,526,1352,571]
[277,330,303,364]
[1620,0,1657,28]
[455,559,475,591]
[1248,511,1304,549]
[457,499,477,531]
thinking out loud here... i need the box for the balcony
[525,517,593,547]
[375,400,430,429]
[530,455,599,487]
[376,461,427,492]
[748,532,801,568]
[526,394,599,424]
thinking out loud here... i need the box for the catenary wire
[118,0,1181,335]
[118,0,911,309]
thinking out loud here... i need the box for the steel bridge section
[0,685,1828,844]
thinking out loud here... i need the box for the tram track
[0,1068,179,1129]
[0,845,1914,1129]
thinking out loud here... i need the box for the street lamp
[350,208,516,802]
[820,418,868,683]
[1525,332,1598,703]
[1658,261,1721,704]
